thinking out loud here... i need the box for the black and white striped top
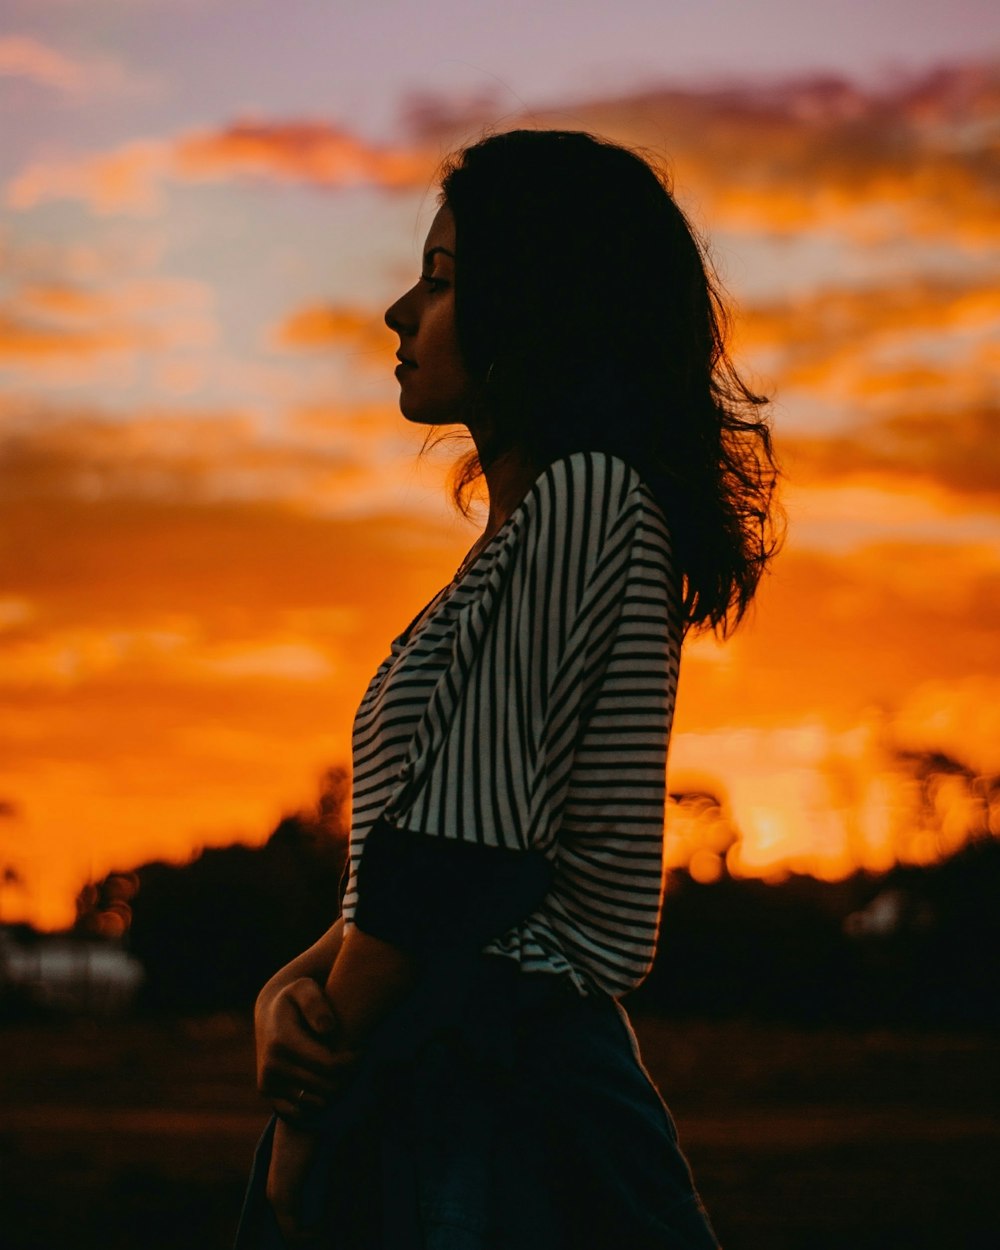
[342,449,683,999]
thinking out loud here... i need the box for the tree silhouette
[85,766,351,1014]
[69,752,1000,1025]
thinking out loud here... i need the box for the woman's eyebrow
[423,246,455,265]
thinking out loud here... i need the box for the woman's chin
[398,401,464,428]
[399,404,433,426]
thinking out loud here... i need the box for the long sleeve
[531,487,681,992]
[343,450,682,993]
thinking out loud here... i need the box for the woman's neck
[470,425,540,537]
[475,442,542,540]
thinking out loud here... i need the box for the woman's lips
[394,360,417,377]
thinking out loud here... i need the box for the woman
[237,128,782,1249]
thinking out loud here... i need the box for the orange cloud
[5,119,434,215]
[676,541,1000,741]
[781,406,1000,504]
[0,309,130,362]
[728,274,999,442]
[0,35,88,92]
[0,34,85,91]
[0,408,374,513]
[0,226,169,286]
[0,33,159,101]
[8,60,996,247]
[5,138,166,215]
[411,61,999,248]
[702,156,997,247]
[270,302,394,370]
[734,276,1000,357]
[173,119,430,190]
[0,275,218,386]
[13,284,120,321]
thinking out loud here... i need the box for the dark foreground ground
[1,1012,997,1249]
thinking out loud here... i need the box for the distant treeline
[70,764,1000,1028]
[627,842,1000,1028]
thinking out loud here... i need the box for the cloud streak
[270,302,395,370]
[173,120,429,190]
[0,32,161,101]
[5,119,434,215]
[410,61,1000,247]
[7,60,996,248]
[0,34,91,92]
[0,276,215,376]
[783,407,1000,505]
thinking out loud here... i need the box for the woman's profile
[235,127,782,1249]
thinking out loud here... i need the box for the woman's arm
[265,919,418,1244]
[322,922,419,1050]
[255,914,344,1021]
[255,916,364,1122]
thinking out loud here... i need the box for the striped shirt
[342,449,683,999]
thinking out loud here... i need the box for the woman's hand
[256,975,362,1125]
[266,1117,327,1246]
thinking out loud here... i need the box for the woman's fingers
[256,975,363,1113]
[263,1051,361,1103]
[269,1059,359,1126]
[271,1028,346,1080]
[271,1095,324,1127]
[262,992,342,1074]
[286,977,340,1041]
[261,1031,362,1086]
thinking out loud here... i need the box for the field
[1,1012,997,1248]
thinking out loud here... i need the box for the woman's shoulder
[526,449,654,524]
[502,450,671,595]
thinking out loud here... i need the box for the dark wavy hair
[421,127,784,639]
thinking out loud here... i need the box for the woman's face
[384,203,474,426]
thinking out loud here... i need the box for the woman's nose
[385,293,414,335]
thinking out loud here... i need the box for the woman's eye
[420,274,448,292]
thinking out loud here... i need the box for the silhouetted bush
[108,769,350,1015]
[79,758,1000,1026]
[627,838,1000,1028]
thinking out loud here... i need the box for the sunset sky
[1,1,998,929]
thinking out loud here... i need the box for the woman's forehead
[424,203,456,252]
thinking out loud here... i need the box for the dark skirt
[234,953,721,1249]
